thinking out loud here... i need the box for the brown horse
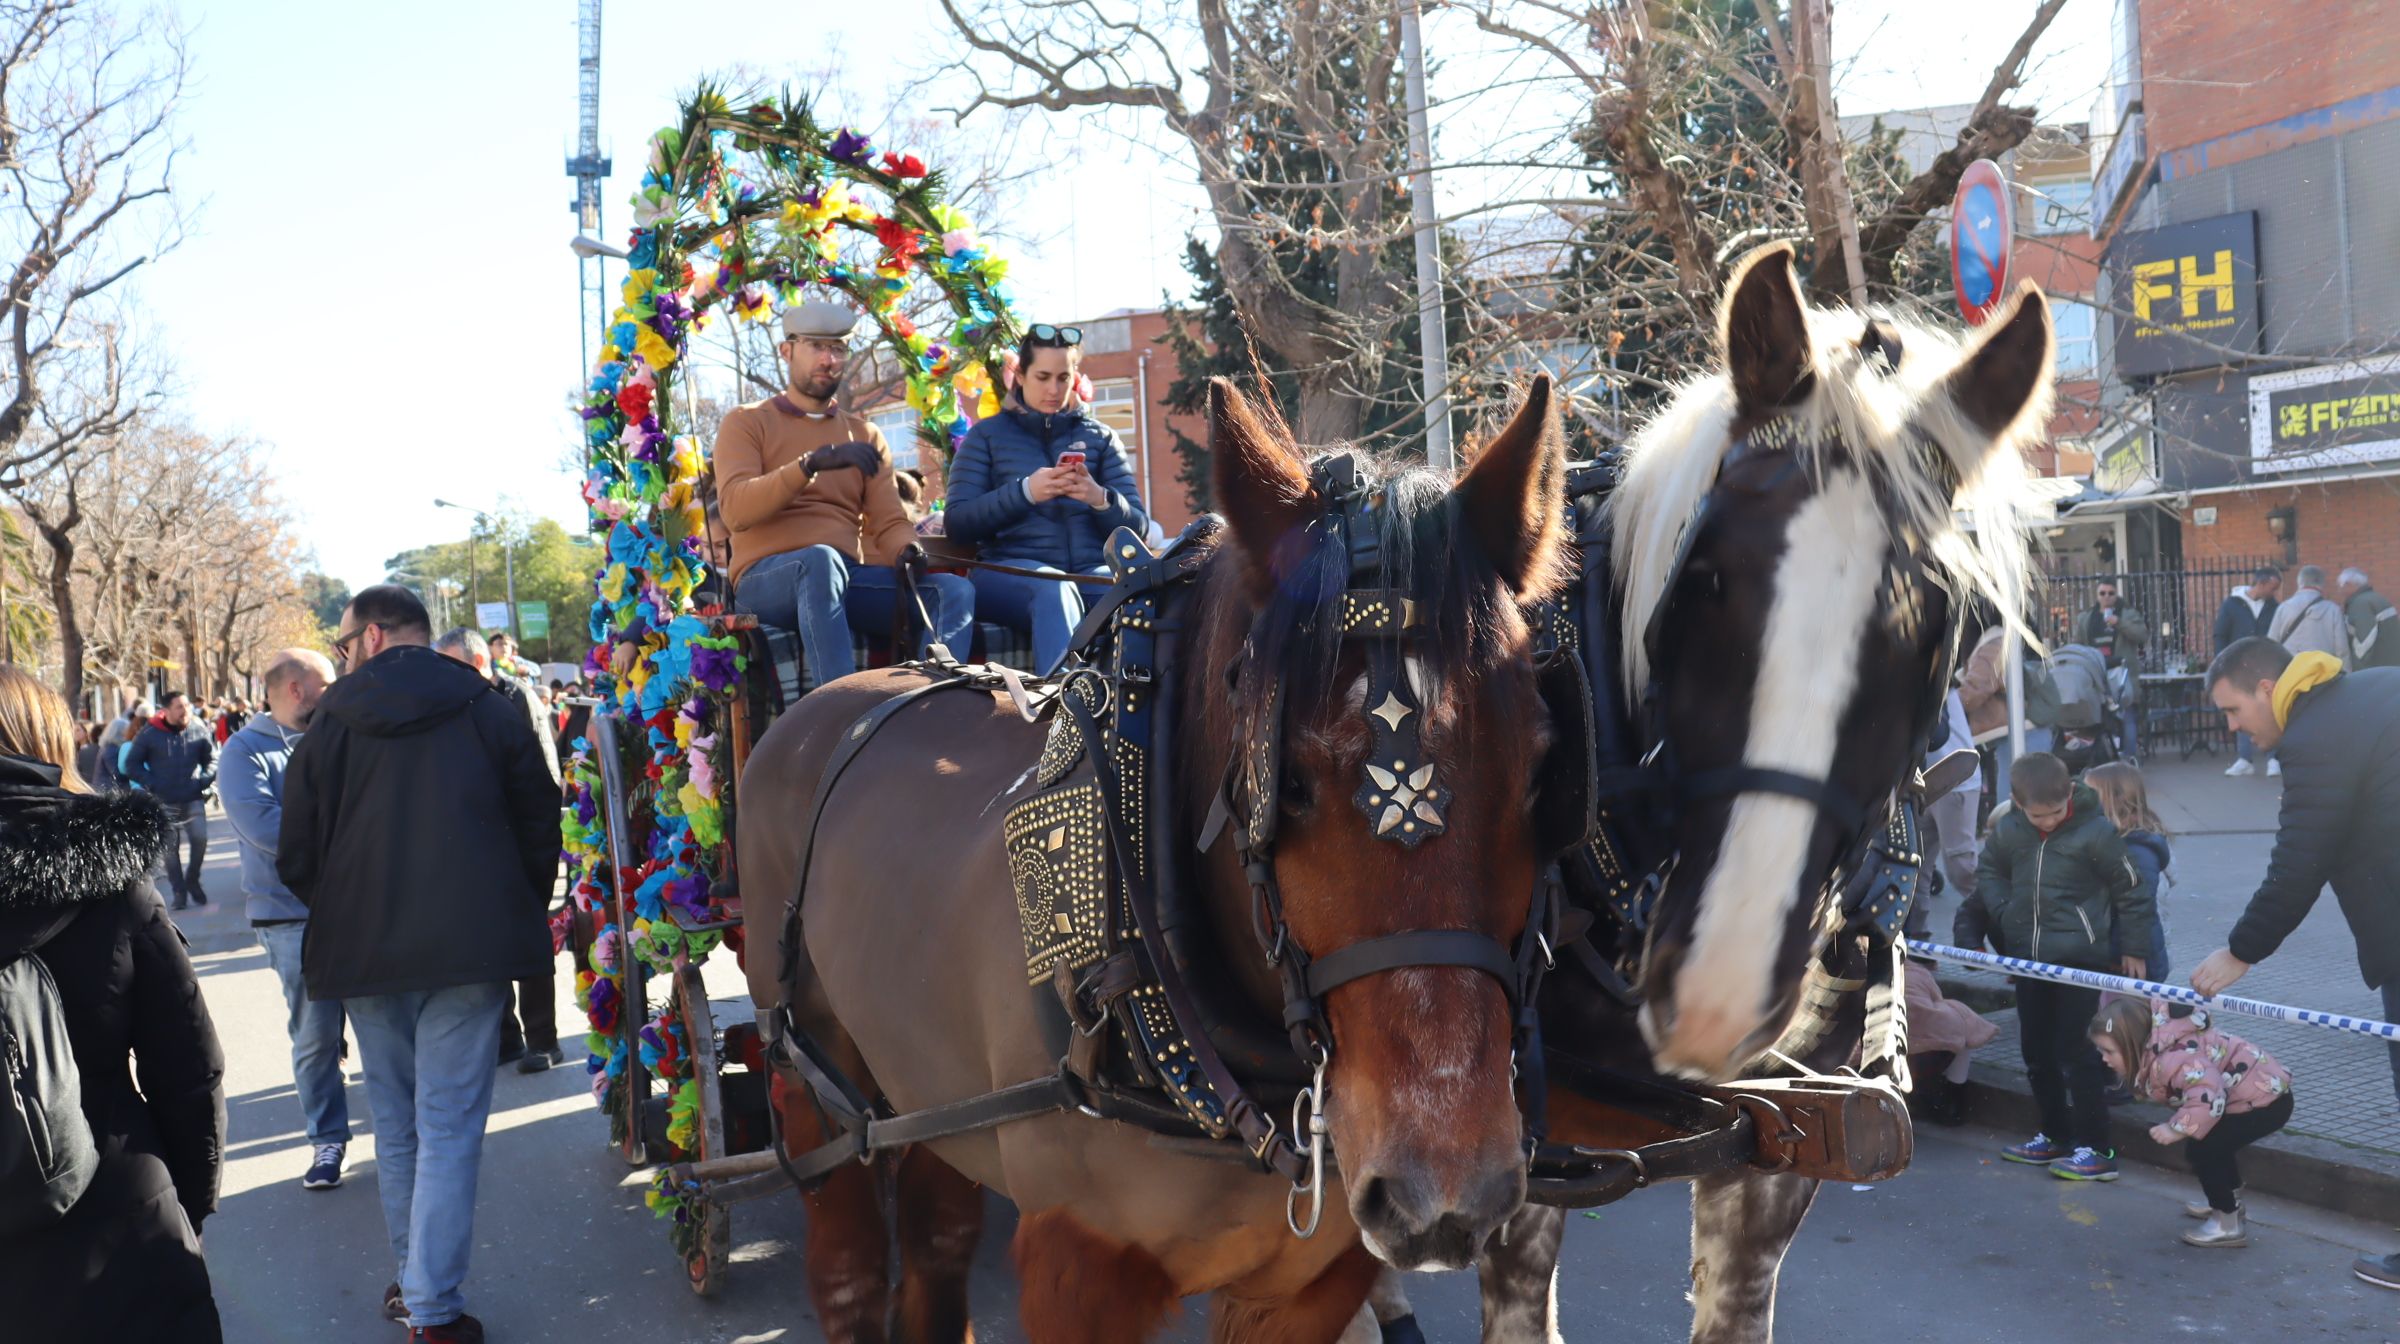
[739,376,1571,1341]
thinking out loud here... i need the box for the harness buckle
[1577,1146,1649,1188]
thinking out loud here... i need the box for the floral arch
[556,88,1024,1201]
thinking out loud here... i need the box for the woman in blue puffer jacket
[944,325,1149,672]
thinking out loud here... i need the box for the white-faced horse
[1376,241,2051,1344]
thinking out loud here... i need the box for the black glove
[803,441,883,479]
[898,541,930,569]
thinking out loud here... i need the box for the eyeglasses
[331,623,383,667]
[1026,324,1082,347]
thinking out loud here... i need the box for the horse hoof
[1381,1315,1429,1344]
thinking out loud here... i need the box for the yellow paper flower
[633,323,679,373]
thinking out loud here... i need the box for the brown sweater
[713,396,916,585]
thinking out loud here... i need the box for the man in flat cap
[713,299,973,687]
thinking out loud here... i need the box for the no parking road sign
[1950,158,2013,326]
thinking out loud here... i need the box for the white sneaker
[2266,758,2282,777]
[2224,759,2256,777]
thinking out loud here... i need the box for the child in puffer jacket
[2086,762,2172,984]
[2088,998,2294,1250]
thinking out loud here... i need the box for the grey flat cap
[782,299,860,340]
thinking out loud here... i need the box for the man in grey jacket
[222,649,349,1191]
[2270,565,2352,664]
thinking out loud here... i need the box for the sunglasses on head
[1026,324,1082,347]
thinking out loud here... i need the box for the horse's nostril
[1353,1174,1404,1233]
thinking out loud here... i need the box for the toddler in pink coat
[2088,998,2293,1249]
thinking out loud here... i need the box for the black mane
[1237,449,1519,736]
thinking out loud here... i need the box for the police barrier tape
[1913,941,2400,1043]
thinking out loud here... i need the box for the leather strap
[1677,765,1869,837]
[1302,931,1522,1001]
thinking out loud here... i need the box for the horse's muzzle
[1350,1158,1526,1272]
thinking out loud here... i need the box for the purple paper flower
[829,129,871,164]
[691,644,739,692]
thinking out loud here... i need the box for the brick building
[857,308,1208,537]
[2075,0,2400,596]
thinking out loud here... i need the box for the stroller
[2046,643,2122,773]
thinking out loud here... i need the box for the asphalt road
[189,929,2400,1344]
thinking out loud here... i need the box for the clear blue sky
[134,1,2107,591]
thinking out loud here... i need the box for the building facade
[2079,0,2400,588]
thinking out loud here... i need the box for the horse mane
[1200,447,1527,745]
[1604,303,2046,702]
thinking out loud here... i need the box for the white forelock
[1604,301,2048,705]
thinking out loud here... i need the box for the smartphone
[1057,451,1087,472]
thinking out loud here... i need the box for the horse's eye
[1279,768,1314,817]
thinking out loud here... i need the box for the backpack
[0,908,97,1235]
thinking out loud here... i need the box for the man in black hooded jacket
[279,584,555,1344]
[2194,635,2400,1290]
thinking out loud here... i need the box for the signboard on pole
[1949,158,2013,325]
[475,601,511,632]
[519,601,551,641]
[2105,212,2258,377]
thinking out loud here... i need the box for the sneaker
[496,1038,527,1068]
[2266,758,2282,777]
[2180,1207,2247,1247]
[189,886,208,907]
[2223,758,2256,777]
[2050,1146,2120,1181]
[2354,1253,2400,1290]
[2001,1133,2068,1165]
[382,1282,406,1321]
[302,1142,345,1190]
[516,1044,558,1074]
[409,1315,485,1343]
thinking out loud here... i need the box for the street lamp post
[436,499,518,640]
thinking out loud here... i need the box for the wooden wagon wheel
[673,961,733,1296]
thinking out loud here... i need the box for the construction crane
[567,0,613,382]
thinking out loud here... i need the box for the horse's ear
[1939,282,2055,440]
[1454,373,1568,600]
[1720,242,1815,416]
[1209,378,1315,595]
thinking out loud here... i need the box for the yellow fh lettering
[2179,249,2235,317]
[2132,260,2177,322]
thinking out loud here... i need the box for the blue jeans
[347,982,508,1329]
[2119,703,2141,760]
[257,924,349,1147]
[736,545,974,685]
[158,798,209,904]
[970,558,1110,673]
[2385,981,2400,1113]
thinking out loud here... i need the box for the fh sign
[2107,212,2258,377]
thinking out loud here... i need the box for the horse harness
[756,456,1560,1236]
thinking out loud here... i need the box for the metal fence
[2035,555,2282,757]
[2035,555,2281,677]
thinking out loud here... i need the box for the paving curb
[1956,1059,2400,1225]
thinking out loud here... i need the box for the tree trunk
[37,524,81,713]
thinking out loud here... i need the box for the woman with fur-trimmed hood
[0,665,226,1341]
